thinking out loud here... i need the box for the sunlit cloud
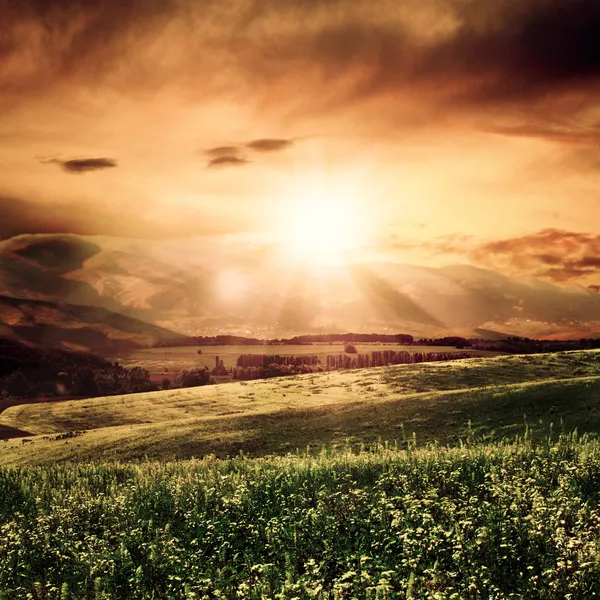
[471,229,600,283]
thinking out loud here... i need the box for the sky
[1,0,600,287]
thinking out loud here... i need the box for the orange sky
[1,0,600,286]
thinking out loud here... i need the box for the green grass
[1,350,600,466]
[4,350,599,436]
[1,435,600,598]
[3,350,600,598]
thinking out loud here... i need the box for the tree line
[0,337,162,401]
[230,350,470,381]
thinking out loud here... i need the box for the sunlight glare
[217,270,247,302]
[272,171,369,265]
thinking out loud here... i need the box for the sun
[271,171,368,265]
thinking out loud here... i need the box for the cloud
[246,138,293,152]
[426,234,475,255]
[205,138,294,161]
[4,0,600,127]
[52,158,118,174]
[0,0,177,98]
[230,0,600,132]
[0,195,94,240]
[485,125,600,145]
[380,229,600,285]
[375,233,475,257]
[206,156,250,169]
[471,229,600,282]
[205,146,241,158]
[0,193,243,240]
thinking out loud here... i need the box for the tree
[177,367,212,388]
[129,367,151,388]
[3,370,29,398]
[74,367,98,397]
[212,358,228,376]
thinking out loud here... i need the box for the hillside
[2,350,600,466]
[0,294,184,353]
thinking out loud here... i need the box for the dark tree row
[236,354,321,369]
[0,362,160,400]
[0,337,162,400]
[232,363,323,381]
[326,350,470,370]
[231,350,471,381]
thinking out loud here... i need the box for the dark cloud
[0,0,177,96]
[233,0,600,131]
[421,0,600,105]
[3,0,600,132]
[205,146,241,158]
[54,158,118,173]
[206,156,250,169]
[471,229,600,282]
[247,138,293,152]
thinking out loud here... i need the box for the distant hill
[0,295,184,353]
[1,233,600,339]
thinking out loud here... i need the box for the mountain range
[1,233,599,349]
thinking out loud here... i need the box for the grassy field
[1,350,600,466]
[1,435,600,598]
[3,350,600,598]
[111,343,499,374]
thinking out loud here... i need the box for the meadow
[1,435,600,599]
[2,350,600,598]
[111,343,497,375]
[1,350,600,465]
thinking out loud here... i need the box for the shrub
[177,367,213,388]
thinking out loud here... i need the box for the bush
[344,342,357,354]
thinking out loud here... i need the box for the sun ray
[266,163,376,267]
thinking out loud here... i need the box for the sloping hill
[2,350,600,466]
[1,377,600,467]
[0,294,184,353]
[4,349,599,435]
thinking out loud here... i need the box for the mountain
[0,295,184,353]
[1,233,600,339]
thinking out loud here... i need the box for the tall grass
[1,435,600,598]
